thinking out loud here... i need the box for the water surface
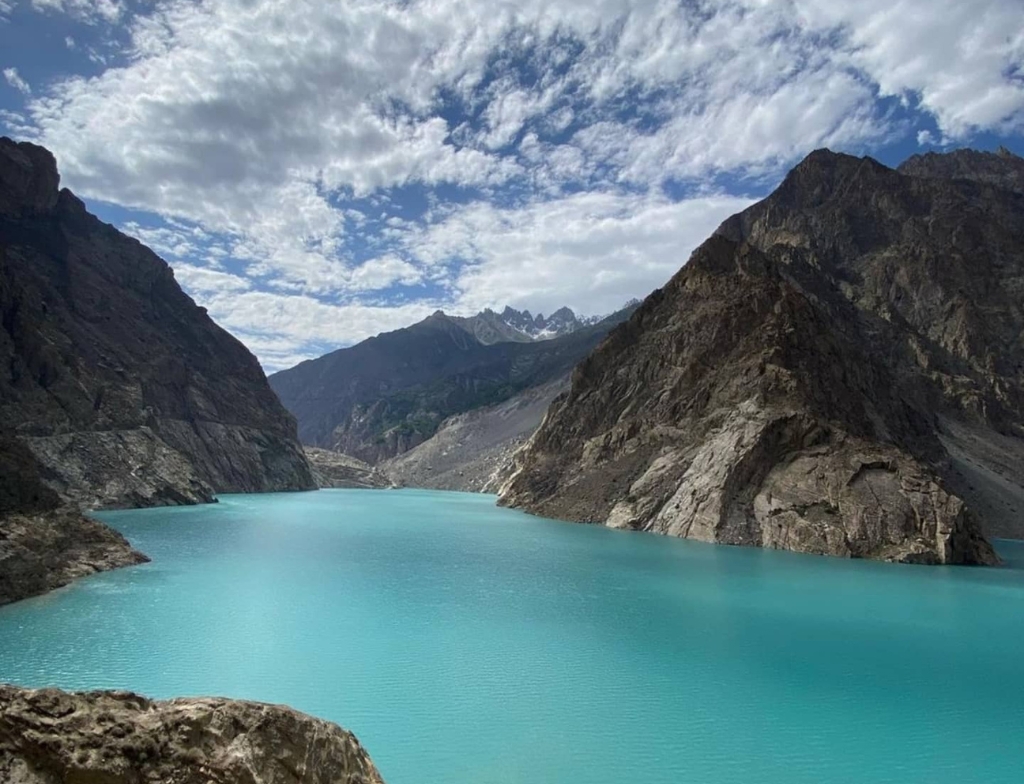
[1,489,1023,784]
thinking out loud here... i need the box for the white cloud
[198,290,440,372]
[399,190,756,317]
[348,256,423,291]
[30,0,124,23]
[8,0,1023,367]
[3,67,31,95]
[172,264,251,296]
[790,0,1024,137]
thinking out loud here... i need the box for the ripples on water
[1,489,1023,784]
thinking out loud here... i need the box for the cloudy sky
[2,0,1023,371]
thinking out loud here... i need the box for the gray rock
[0,684,386,784]
[383,376,567,492]
[25,428,215,509]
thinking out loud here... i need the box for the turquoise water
[1,490,1023,783]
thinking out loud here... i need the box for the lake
[1,489,1023,783]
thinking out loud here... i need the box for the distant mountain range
[448,305,629,345]
[269,303,638,463]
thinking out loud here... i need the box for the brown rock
[0,684,386,784]
[0,510,149,606]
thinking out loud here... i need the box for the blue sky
[2,0,1023,371]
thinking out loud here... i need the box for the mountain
[0,137,315,602]
[381,376,568,492]
[499,147,1024,564]
[269,307,636,463]
[0,138,314,509]
[448,305,592,344]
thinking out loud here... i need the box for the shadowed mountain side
[0,137,314,509]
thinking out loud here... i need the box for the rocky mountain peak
[0,137,61,216]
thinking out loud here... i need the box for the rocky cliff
[0,137,314,508]
[499,148,1024,564]
[0,684,385,784]
[270,306,635,463]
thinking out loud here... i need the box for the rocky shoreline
[0,510,149,606]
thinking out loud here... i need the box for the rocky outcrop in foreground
[0,684,385,784]
[0,137,314,510]
[500,148,1024,564]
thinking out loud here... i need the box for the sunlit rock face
[500,148,1024,564]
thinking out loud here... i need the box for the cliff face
[0,685,385,784]
[499,148,1024,564]
[0,137,314,508]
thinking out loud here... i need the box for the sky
[1,0,1023,372]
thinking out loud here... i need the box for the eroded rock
[0,684,386,784]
